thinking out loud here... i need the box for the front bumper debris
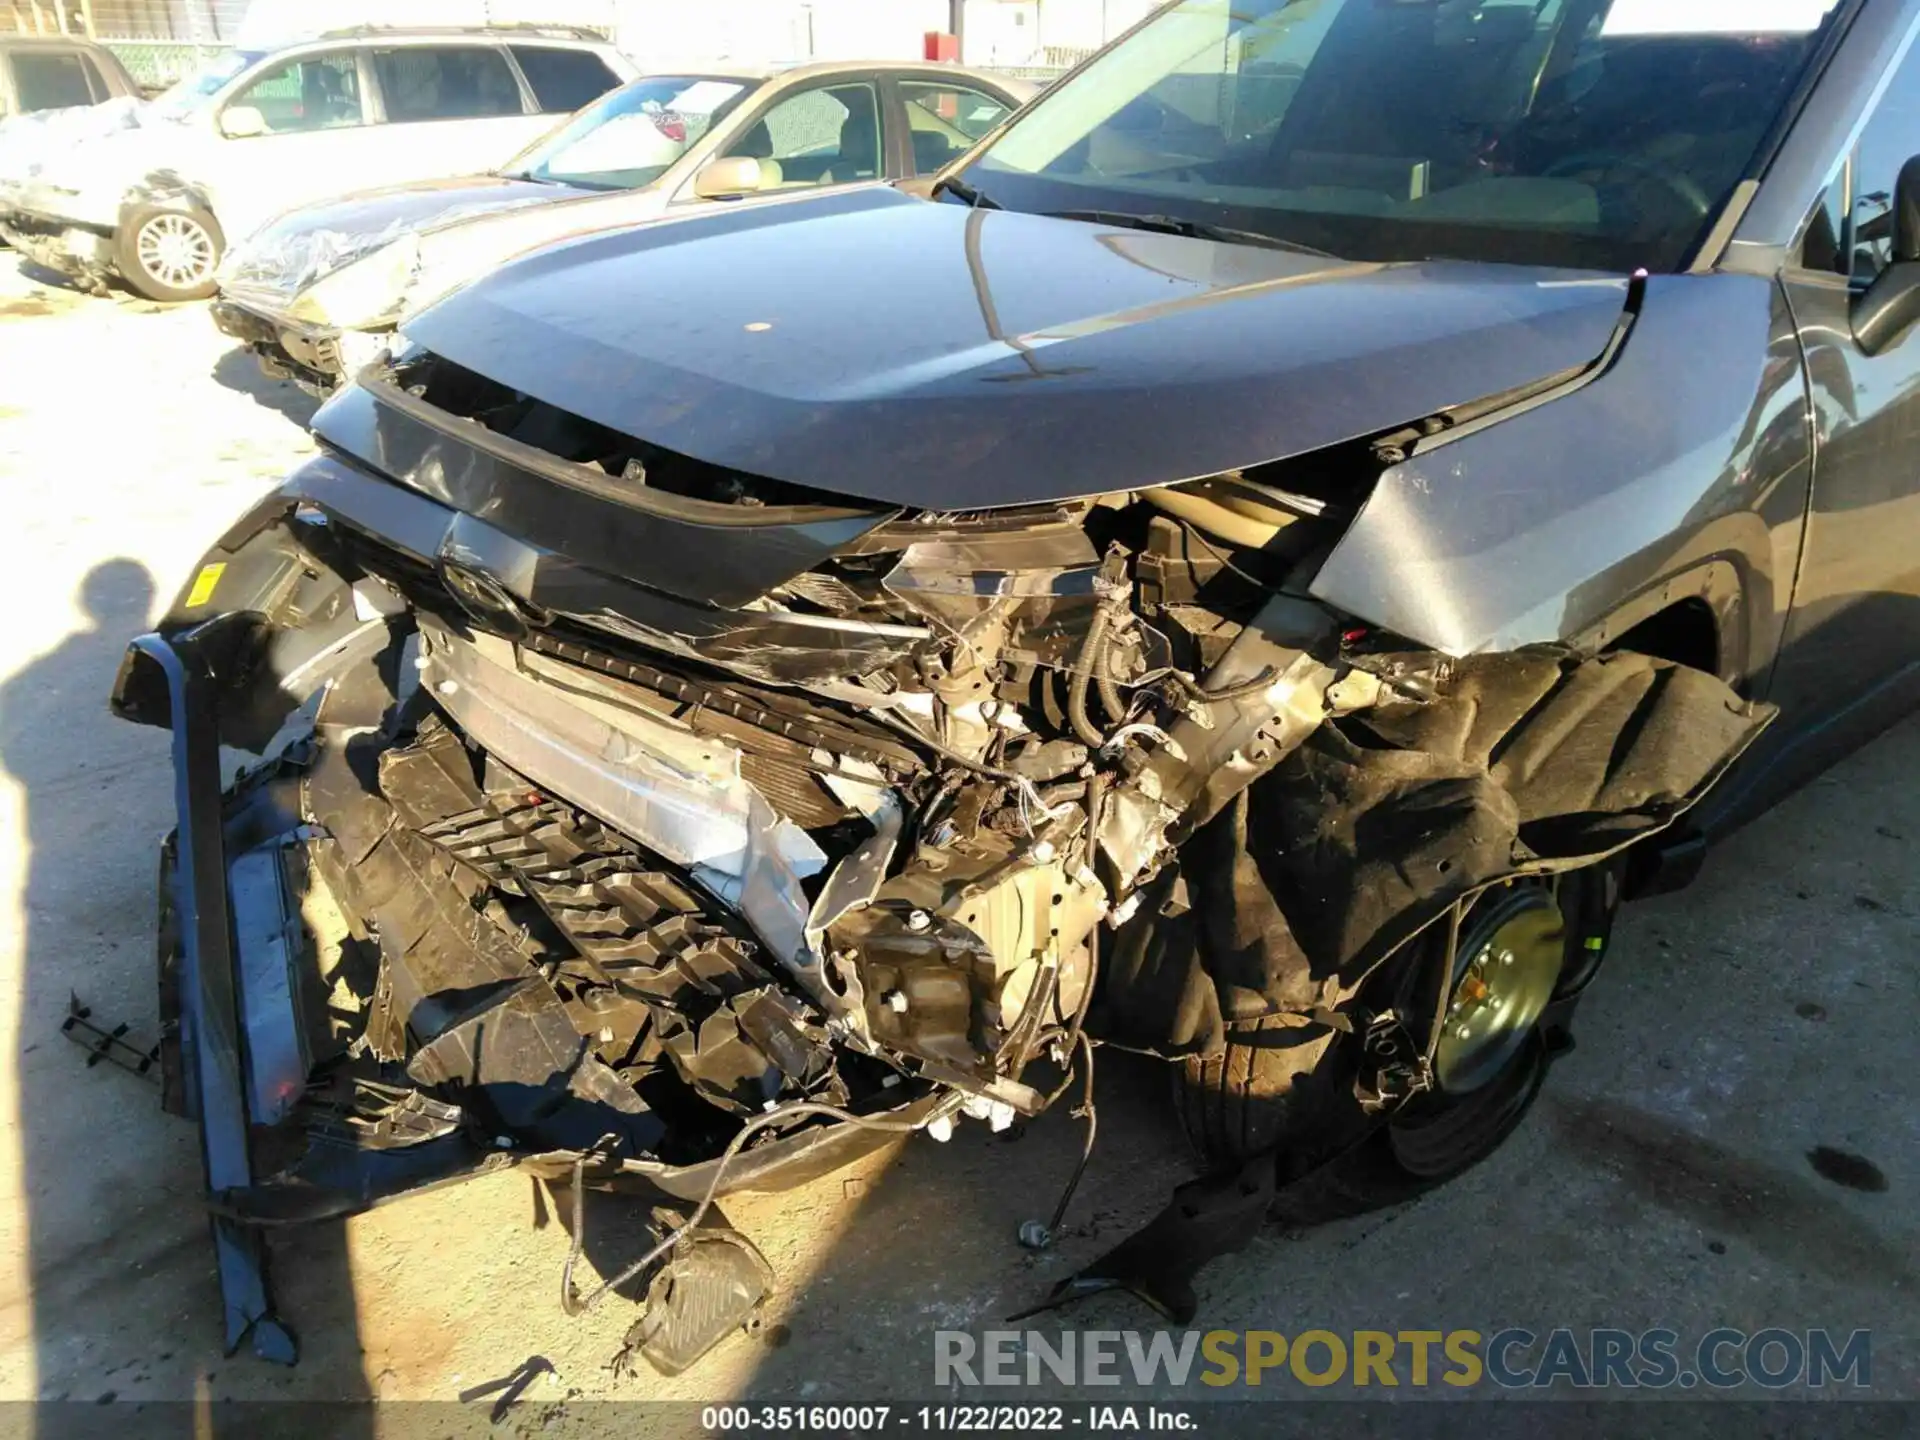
[127,629,300,1363]
[210,297,349,395]
[112,585,943,1367]
[1,211,112,287]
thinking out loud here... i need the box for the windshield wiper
[500,170,618,191]
[936,175,1000,210]
[1044,210,1339,259]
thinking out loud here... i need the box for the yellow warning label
[185,563,226,608]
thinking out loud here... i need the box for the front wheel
[116,205,224,302]
[1173,867,1620,1224]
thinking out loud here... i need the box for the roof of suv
[640,58,1037,95]
[297,25,618,49]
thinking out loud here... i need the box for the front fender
[1310,273,1813,689]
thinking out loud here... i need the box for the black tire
[115,204,224,302]
[1173,869,1617,1225]
[1174,1015,1347,1171]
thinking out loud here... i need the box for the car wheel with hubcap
[116,205,224,302]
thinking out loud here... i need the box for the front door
[1771,38,1920,771]
[207,49,392,241]
[689,78,887,198]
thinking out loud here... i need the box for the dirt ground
[0,251,1913,1431]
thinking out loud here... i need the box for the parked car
[212,62,1033,393]
[0,25,634,301]
[116,0,1913,1363]
[0,33,138,119]
[0,44,144,247]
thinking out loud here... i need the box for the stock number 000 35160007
[701,1406,1075,1432]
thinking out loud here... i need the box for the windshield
[149,49,262,120]
[504,76,759,191]
[961,0,1847,271]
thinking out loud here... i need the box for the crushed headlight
[286,232,422,331]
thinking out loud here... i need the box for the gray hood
[402,186,1633,510]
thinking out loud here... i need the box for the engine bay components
[110,368,1774,1366]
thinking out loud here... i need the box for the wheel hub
[138,215,213,289]
[1432,887,1566,1095]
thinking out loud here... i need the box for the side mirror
[692,156,765,201]
[1853,154,1920,356]
[220,105,267,140]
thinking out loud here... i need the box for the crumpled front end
[113,341,1775,1362]
[212,183,577,395]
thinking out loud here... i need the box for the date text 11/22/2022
[700,1407,1198,1433]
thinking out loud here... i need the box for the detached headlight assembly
[287,232,422,331]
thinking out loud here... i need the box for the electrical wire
[1167,666,1283,705]
[871,708,1028,784]
[871,709,1071,833]
[1045,1031,1098,1237]
[559,1091,965,1316]
[1038,921,1101,1110]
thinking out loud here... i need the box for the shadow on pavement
[211,346,323,429]
[0,560,371,1421]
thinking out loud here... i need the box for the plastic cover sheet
[0,97,146,191]
[217,193,552,302]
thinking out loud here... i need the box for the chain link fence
[101,39,225,90]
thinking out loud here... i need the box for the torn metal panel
[312,379,896,612]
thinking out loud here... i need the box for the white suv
[0,26,635,301]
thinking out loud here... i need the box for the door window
[724,82,881,188]
[13,52,95,112]
[227,53,364,133]
[900,80,1013,175]
[1848,43,1920,285]
[372,46,524,123]
[510,46,620,114]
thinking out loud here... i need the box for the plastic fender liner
[1257,647,1773,982]
[1050,654,1773,1326]
[1095,648,1775,1059]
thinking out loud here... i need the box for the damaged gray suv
[112,0,1920,1367]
